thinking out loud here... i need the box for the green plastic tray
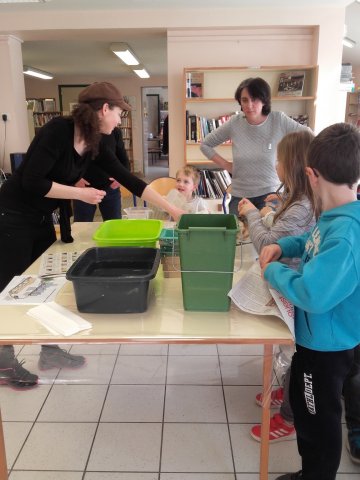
[93,219,163,248]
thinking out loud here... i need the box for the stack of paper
[27,302,92,336]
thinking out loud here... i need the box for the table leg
[259,343,273,480]
[0,408,8,480]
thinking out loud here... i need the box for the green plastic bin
[93,219,163,248]
[177,214,239,312]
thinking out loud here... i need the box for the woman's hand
[109,177,120,189]
[238,198,257,216]
[74,178,90,188]
[77,187,106,205]
[259,244,282,276]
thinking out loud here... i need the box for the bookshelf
[119,110,134,172]
[183,65,318,165]
[26,98,62,135]
[345,91,360,127]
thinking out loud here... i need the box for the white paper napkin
[27,301,92,336]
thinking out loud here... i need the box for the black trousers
[0,209,57,360]
[290,345,355,480]
[344,344,360,430]
[0,208,56,292]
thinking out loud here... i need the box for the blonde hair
[176,165,200,187]
[274,130,318,222]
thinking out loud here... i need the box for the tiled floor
[2,343,360,479]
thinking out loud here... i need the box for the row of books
[185,71,204,98]
[186,111,232,144]
[27,98,56,113]
[185,71,307,99]
[33,112,62,127]
[195,169,232,199]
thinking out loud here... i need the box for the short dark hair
[307,123,360,188]
[234,77,271,115]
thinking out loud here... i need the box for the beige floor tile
[87,423,162,471]
[111,355,167,384]
[14,423,97,470]
[167,356,221,385]
[37,384,108,422]
[161,423,233,473]
[101,384,165,422]
[165,385,226,422]
[220,356,263,385]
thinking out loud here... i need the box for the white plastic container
[123,207,153,219]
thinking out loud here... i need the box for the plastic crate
[93,219,162,248]
[159,228,179,256]
[66,247,160,313]
[177,214,239,311]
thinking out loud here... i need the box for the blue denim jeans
[73,186,121,222]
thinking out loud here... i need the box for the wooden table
[0,223,293,480]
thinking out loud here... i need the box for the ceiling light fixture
[343,36,356,48]
[23,65,53,80]
[110,43,140,66]
[133,67,150,79]
[0,0,51,3]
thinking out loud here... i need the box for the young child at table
[166,166,209,214]
[238,129,317,443]
[260,122,360,480]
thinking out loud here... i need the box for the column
[0,35,30,173]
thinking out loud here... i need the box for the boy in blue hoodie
[259,122,360,480]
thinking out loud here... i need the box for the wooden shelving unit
[26,98,62,136]
[183,65,318,165]
[119,110,133,172]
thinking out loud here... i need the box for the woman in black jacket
[0,82,183,389]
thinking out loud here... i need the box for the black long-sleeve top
[0,117,146,215]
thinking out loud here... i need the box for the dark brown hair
[307,122,360,189]
[72,100,118,158]
[274,130,318,223]
[234,77,271,115]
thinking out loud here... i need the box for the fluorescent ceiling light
[133,68,150,79]
[110,43,140,66]
[0,0,51,3]
[343,37,356,48]
[23,65,53,80]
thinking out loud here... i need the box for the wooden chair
[119,184,138,209]
[148,176,177,195]
[144,176,177,216]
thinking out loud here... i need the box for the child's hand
[259,244,282,276]
[264,193,281,203]
[171,206,186,222]
[260,206,274,217]
[238,198,257,216]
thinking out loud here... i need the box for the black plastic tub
[66,247,160,313]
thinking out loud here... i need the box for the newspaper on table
[228,261,295,338]
[0,275,67,305]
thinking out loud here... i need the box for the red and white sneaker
[255,386,284,408]
[250,412,296,443]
